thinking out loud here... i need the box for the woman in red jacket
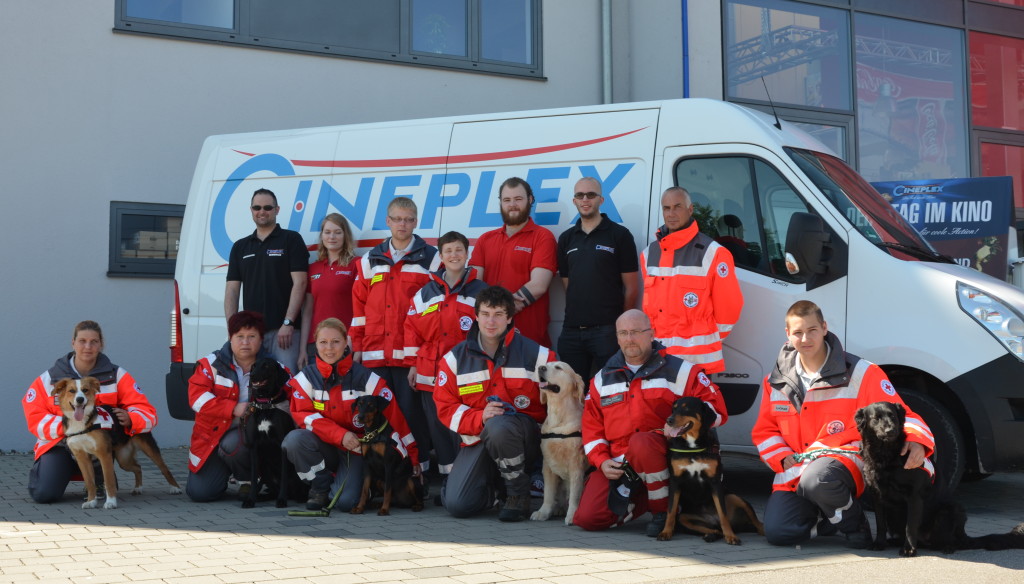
[185,311,272,502]
[282,318,419,511]
[298,213,359,369]
[22,320,159,503]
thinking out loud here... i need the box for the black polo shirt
[226,224,309,330]
[557,214,639,327]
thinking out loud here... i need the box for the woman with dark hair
[185,310,274,502]
[22,320,160,503]
[282,318,419,511]
[297,213,359,369]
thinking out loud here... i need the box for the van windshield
[786,148,953,263]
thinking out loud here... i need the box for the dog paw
[82,499,98,509]
[899,546,918,558]
[169,487,182,495]
[377,508,390,516]
[656,532,673,541]
[132,488,142,495]
[724,535,742,545]
[241,500,255,509]
[104,498,118,509]
[349,507,364,515]
[703,533,724,543]
[412,504,424,512]
[530,508,551,521]
[275,500,288,508]
[869,541,887,551]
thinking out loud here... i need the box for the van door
[658,145,850,453]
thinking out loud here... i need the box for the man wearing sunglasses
[556,177,639,386]
[225,188,309,373]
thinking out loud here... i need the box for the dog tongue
[74,405,85,422]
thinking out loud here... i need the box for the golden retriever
[531,361,587,525]
[55,377,181,509]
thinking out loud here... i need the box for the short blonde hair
[315,317,348,341]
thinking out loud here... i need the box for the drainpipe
[602,0,612,104]
[681,0,689,98]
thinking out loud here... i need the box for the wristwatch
[282,318,294,327]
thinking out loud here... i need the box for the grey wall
[0,0,701,453]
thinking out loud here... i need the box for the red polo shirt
[471,218,557,347]
[306,256,359,343]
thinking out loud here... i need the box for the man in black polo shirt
[225,188,309,373]
[556,177,639,384]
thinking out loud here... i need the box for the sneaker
[498,494,531,522]
[530,476,544,498]
[843,519,872,549]
[646,512,668,538]
[306,489,329,511]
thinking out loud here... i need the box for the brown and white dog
[54,377,181,509]
[531,361,587,525]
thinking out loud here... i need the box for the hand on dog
[342,431,361,452]
[111,408,132,429]
[902,441,926,470]
[600,459,625,481]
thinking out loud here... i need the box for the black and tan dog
[856,401,1024,556]
[55,377,181,509]
[658,396,764,543]
[349,395,423,516]
[241,357,306,508]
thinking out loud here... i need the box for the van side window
[674,156,815,280]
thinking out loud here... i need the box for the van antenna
[761,77,783,130]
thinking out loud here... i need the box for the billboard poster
[871,176,1014,280]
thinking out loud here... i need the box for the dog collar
[669,447,707,454]
[64,423,102,438]
[540,431,582,439]
[358,421,389,443]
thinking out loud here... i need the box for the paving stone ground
[1,448,1021,583]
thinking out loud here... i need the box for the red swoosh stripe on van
[233,128,646,168]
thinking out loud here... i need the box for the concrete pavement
[1,448,1022,583]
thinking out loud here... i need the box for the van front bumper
[947,353,1024,473]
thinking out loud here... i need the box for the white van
[167,98,1024,493]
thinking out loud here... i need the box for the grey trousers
[281,428,364,511]
[263,328,301,375]
[442,414,540,518]
[185,426,252,502]
[763,456,866,545]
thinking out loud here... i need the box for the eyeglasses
[387,216,417,224]
[616,328,652,338]
[574,191,601,200]
[251,205,275,211]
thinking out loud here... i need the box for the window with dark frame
[108,202,185,278]
[115,0,542,78]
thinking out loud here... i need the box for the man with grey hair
[640,186,743,374]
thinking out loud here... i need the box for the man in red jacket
[351,197,439,471]
[752,300,934,547]
[433,286,554,522]
[576,309,727,534]
[640,187,743,374]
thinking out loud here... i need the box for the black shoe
[843,519,872,549]
[237,483,252,502]
[306,490,329,511]
[646,512,668,537]
[498,494,530,522]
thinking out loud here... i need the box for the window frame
[114,0,544,78]
[108,201,184,279]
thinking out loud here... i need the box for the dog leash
[358,421,389,443]
[287,451,351,518]
[791,447,858,462]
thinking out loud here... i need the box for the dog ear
[854,406,866,430]
[373,394,390,413]
[53,378,71,397]
[572,373,585,403]
[702,401,717,428]
[894,401,906,425]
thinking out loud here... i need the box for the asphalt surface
[1,448,1022,583]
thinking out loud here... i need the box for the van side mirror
[784,212,832,276]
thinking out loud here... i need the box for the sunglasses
[251,205,276,211]
[574,191,600,200]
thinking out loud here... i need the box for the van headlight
[957,282,1024,361]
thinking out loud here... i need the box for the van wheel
[896,389,965,497]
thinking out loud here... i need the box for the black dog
[349,395,423,516]
[241,358,306,508]
[658,396,764,543]
[855,401,1024,556]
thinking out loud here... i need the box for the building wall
[2,0,692,452]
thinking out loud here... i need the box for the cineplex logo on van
[210,135,641,260]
